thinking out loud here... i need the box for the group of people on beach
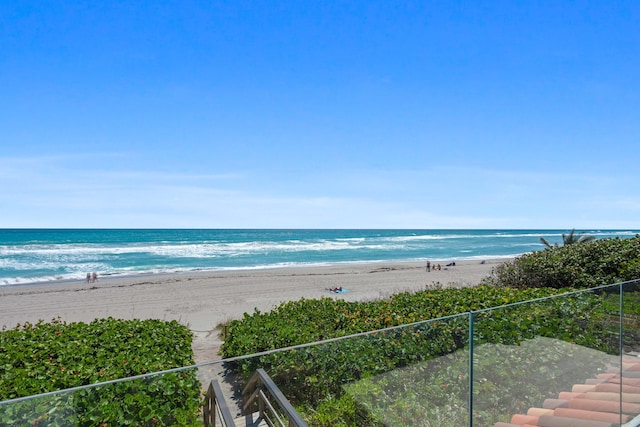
[85,272,98,283]
[328,286,343,293]
[426,261,441,271]
[425,261,455,272]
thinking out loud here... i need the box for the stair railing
[242,368,308,427]
[203,379,236,427]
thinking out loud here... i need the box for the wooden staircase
[203,369,308,427]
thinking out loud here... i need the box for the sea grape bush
[0,317,200,426]
[481,235,640,289]
[221,286,570,358]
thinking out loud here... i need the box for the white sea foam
[1,229,637,286]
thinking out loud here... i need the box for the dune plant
[482,235,640,289]
[0,317,200,426]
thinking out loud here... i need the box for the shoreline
[0,258,508,363]
[0,255,519,288]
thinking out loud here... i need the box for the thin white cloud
[1,156,639,228]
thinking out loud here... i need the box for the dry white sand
[0,259,505,363]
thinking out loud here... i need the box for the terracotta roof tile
[494,358,640,426]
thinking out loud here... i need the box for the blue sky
[1,1,639,228]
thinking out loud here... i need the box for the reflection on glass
[473,285,623,426]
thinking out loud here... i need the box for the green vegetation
[0,318,200,426]
[482,234,640,289]
[222,286,573,358]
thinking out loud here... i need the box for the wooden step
[233,411,269,427]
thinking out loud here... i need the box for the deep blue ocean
[0,229,637,286]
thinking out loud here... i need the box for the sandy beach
[0,259,504,363]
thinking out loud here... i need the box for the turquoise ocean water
[0,229,637,286]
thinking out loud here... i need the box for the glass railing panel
[621,279,640,424]
[0,363,212,426]
[221,313,471,427]
[622,279,640,357]
[472,285,623,427]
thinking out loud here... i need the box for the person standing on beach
[426,261,431,272]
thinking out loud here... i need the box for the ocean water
[0,229,637,286]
